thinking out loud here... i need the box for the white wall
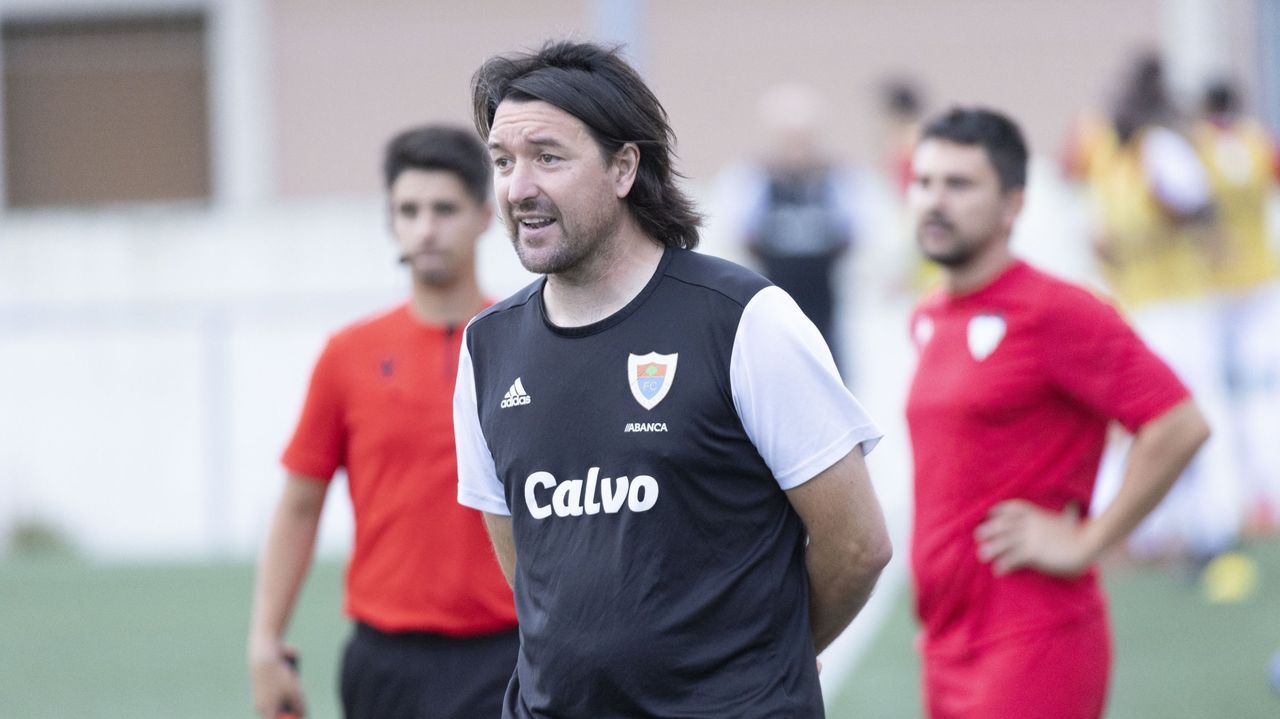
[0,198,535,559]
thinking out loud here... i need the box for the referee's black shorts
[340,621,518,719]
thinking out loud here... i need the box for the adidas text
[500,378,532,408]
[525,467,660,519]
[624,422,668,432]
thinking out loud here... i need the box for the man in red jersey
[248,126,517,719]
[905,107,1210,719]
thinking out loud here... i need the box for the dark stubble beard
[916,214,980,269]
[399,248,459,288]
[506,198,625,277]
[413,266,457,288]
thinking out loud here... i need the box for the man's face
[908,138,1021,268]
[487,100,631,275]
[389,169,491,287]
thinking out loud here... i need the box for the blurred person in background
[720,82,860,376]
[906,107,1209,718]
[459,40,891,718]
[1192,78,1280,536]
[882,78,926,198]
[877,77,943,297]
[247,125,517,719]
[1066,54,1246,581]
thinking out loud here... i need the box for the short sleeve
[280,338,347,481]
[731,286,882,490]
[454,332,510,515]
[1040,288,1190,432]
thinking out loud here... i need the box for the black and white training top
[454,246,881,719]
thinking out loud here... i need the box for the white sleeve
[1141,127,1211,216]
[454,333,510,515]
[731,286,882,490]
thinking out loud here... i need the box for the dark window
[3,14,210,208]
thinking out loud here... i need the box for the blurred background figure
[906,106,1208,719]
[880,78,925,199]
[1191,78,1280,537]
[719,82,861,378]
[875,77,943,297]
[1069,53,1245,583]
[247,126,517,719]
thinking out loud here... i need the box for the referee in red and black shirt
[248,125,517,719]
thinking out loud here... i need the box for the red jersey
[905,261,1187,656]
[282,303,517,636]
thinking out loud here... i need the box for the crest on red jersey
[967,314,1005,361]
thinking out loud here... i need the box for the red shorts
[922,613,1111,719]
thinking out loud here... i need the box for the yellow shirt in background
[1080,120,1212,308]
[1192,118,1279,292]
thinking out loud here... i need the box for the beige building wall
[269,0,591,197]
[647,0,1166,179]
[1218,0,1265,108]
[267,0,1263,196]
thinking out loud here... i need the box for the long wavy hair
[472,40,702,250]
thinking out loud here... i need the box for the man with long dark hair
[455,41,891,717]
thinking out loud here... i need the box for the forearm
[248,482,325,654]
[806,541,888,653]
[785,449,892,654]
[482,512,517,587]
[1081,400,1209,560]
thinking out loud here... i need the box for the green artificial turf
[0,558,347,719]
[2,542,1277,718]
[832,539,1280,718]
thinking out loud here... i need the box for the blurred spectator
[1192,79,1280,534]
[718,83,860,377]
[881,78,926,198]
[1068,54,1245,578]
[876,77,943,296]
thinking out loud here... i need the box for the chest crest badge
[628,352,678,410]
[967,314,1006,361]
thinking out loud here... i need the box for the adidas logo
[500,377,532,408]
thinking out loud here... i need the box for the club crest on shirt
[967,314,1006,361]
[628,352,678,410]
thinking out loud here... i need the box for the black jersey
[455,246,880,718]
